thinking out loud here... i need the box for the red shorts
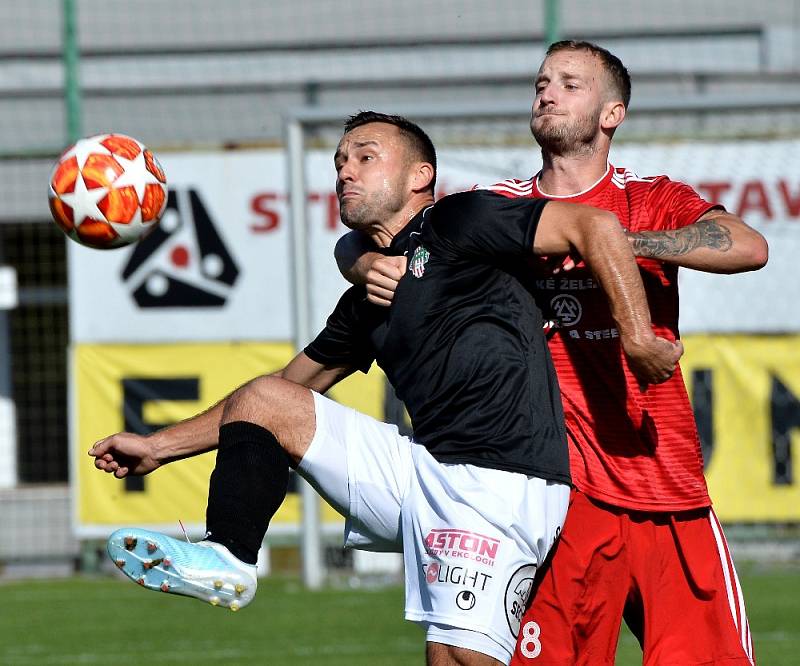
[511,489,755,665]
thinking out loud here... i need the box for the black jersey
[306,190,569,483]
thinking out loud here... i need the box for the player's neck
[537,153,610,197]
[367,193,433,248]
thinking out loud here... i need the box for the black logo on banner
[121,377,200,492]
[121,189,240,308]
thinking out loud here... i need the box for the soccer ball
[48,133,168,249]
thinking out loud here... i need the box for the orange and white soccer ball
[48,133,168,249]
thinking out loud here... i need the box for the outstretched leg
[108,376,319,611]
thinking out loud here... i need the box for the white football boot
[107,527,257,611]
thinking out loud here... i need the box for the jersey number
[519,621,542,659]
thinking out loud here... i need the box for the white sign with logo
[70,152,292,343]
[69,140,800,343]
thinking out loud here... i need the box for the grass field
[0,563,797,665]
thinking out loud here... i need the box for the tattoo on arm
[628,219,733,258]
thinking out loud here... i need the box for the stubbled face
[334,122,413,230]
[530,49,608,155]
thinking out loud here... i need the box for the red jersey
[483,165,717,511]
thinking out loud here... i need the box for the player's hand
[622,333,684,388]
[365,255,406,306]
[88,432,161,478]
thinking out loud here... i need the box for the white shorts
[297,391,569,664]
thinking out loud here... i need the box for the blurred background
[0,1,799,662]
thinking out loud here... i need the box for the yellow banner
[681,335,800,521]
[73,342,388,534]
[74,335,800,533]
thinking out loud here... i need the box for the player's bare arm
[277,350,355,393]
[534,200,683,385]
[627,210,768,273]
[335,230,405,305]
[89,352,353,478]
[89,399,225,478]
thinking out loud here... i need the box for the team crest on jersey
[410,245,430,278]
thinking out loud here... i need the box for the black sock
[205,421,291,564]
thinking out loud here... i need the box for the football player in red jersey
[336,42,767,666]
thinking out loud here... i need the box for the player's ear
[411,161,435,193]
[600,100,625,132]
